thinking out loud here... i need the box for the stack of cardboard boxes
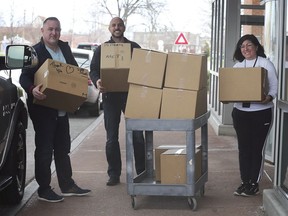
[99,46,207,184]
[161,52,207,119]
[125,49,167,118]
[123,48,208,184]
[125,49,208,119]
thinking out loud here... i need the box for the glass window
[280,113,288,193]
[284,31,288,101]
[261,0,278,163]
[279,1,288,193]
[72,53,90,69]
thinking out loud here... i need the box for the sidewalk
[16,114,273,216]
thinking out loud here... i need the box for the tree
[0,15,6,27]
[138,0,167,32]
[91,0,167,30]
[98,0,140,25]
[199,0,213,37]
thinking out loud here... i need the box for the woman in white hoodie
[231,34,278,197]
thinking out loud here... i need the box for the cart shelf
[125,111,210,210]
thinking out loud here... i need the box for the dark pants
[30,112,74,194]
[103,92,145,178]
[232,108,272,183]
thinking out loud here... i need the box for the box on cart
[164,52,207,91]
[219,67,266,102]
[100,43,131,92]
[160,147,202,184]
[125,84,163,119]
[160,87,207,119]
[128,48,167,89]
[154,145,186,182]
[34,59,88,113]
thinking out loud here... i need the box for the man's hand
[96,79,106,93]
[32,84,47,100]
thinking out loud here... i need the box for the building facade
[209,0,288,214]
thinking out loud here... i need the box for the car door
[0,77,16,166]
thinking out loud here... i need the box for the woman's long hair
[233,34,266,62]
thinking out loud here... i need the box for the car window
[77,44,98,52]
[73,53,90,69]
[77,45,90,50]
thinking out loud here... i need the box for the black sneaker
[61,184,91,197]
[242,183,259,196]
[106,177,120,186]
[233,182,249,196]
[38,189,64,203]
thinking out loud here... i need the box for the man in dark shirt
[90,17,145,186]
[20,17,90,202]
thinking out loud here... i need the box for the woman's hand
[262,95,273,104]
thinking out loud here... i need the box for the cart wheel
[188,197,197,211]
[131,196,137,209]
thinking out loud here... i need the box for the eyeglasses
[239,43,254,49]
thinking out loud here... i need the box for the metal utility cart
[125,111,210,210]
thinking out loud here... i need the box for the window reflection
[280,2,288,193]
[281,113,288,192]
[285,36,288,100]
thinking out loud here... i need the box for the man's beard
[112,32,123,38]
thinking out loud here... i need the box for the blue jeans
[103,92,145,178]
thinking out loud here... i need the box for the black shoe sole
[62,191,91,197]
[38,197,64,203]
[233,191,243,196]
[242,191,260,196]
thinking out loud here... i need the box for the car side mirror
[5,45,38,69]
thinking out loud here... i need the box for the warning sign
[175,33,188,45]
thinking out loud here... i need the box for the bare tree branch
[91,0,167,30]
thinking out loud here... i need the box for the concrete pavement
[15,113,274,216]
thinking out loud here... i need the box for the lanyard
[242,57,258,108]
[244,56,258,68]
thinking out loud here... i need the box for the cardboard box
[219,67,266,102]
[34,59,88,113]
[100,43,131,92]
[160,87,207,119]
[160,147,202,184]
[154,145,186,182]
[125,84,162,119]
[128,48,167,89]
[164,52,207,90]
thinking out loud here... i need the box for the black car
[0,45,37,205]
[77,42,100,52]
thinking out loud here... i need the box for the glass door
[278,0,288,195]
